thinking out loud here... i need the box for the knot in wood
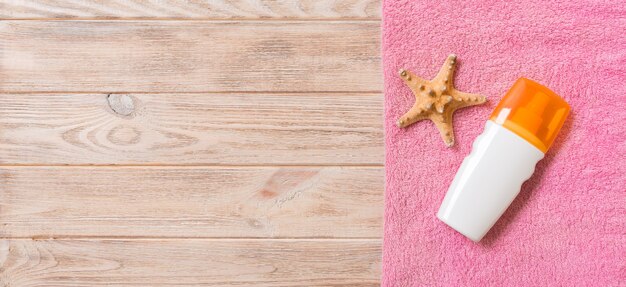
[107,94,135,116]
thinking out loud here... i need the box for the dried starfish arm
[398,69,430,95]
[431,111,456,147]
[451,90,488,107]
[397,103,429,127]
[435,54,458,84]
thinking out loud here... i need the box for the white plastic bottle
[437,78,570,242]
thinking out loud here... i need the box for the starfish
[397,54,487,147]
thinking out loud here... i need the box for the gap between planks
[0,91,382,95]
[1,237,380,241]
[0,164,383,168]
[0,17,381,21]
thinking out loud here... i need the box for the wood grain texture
[0,167,383,238]
[0,239,381,286]
[0,2,385,285]
[0,93,383,165]
[0,0,381,19]
[0,20,381,93]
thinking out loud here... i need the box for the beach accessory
[437,78,570,242]
[397,54,486,147]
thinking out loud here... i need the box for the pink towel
[383,1,625,286]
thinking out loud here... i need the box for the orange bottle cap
[490,78,570,153]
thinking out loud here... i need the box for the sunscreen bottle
[437,78,570,242]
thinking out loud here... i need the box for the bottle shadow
[480,111,575,247]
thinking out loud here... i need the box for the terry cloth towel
[382,1,625,286]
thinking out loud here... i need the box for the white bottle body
[437,120,544,242]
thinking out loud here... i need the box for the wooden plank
[0,20,381,93]
[0,93,383,165]
[0,0,381,19]
[0,167,383,238]
[0,239,381,286]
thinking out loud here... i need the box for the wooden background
[0,0,383,286]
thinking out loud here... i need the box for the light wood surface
[0,0,383,285]
[0,0,381,19]
[0,20,380,93]
[0,93,383,165]
[0,239,381,286]
[0,167,383,238]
